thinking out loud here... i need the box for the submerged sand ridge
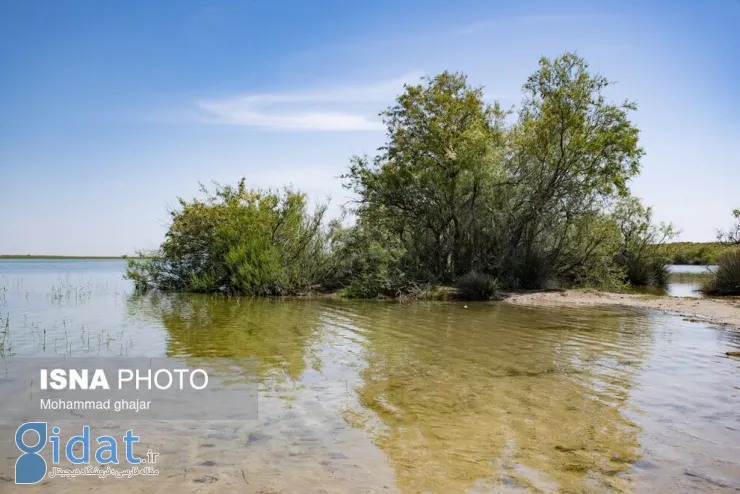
[504,290,740,329]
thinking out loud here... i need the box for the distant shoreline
[0,255,146,260]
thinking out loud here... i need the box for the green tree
[612,197,676,286]
[344,72,506,282]
[129,52,668,297]
[491,53,645,287]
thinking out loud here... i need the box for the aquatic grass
[653,261,670,286]
[0,265,137,358]
[701,249,740,296]
[455,272,503,301]
[621,255,670,287]
[0,311,10,356]
[48,279,94,304]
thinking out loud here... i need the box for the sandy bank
[503,290,740,329]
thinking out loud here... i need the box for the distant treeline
[657,242,731,265]
[127,53,737,299]
[0,255,148,260]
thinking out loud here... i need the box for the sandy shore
[503,290,740,329]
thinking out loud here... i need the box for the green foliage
[131,53,673,298]
[126,179,334,296]
[344,52,651,292]
[660,210,740,266]
[494,54,645,288]
[341,241,408,299]
[329,220,415,298]
[125,258,153,292]
[455,272,502,301]
[620,257,669,287]
[612,197,675,286]
[702,249,740,296]
[343,71,506,282]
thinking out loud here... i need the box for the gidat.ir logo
[14,422,149,484]
[15,422,47,484]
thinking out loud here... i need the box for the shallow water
[668,264,718,275]
[632,264,717,298]
[0,260,739,493]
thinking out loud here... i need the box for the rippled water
[0,260,739,493]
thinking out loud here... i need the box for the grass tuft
[455,272,503,301]
[701,249,740,296]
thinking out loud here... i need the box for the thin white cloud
[195,72,423,131]
[460,14,614,35]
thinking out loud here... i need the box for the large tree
[344,72,505,281]
[492,53,645,287]
[345,53,647,289]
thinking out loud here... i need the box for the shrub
[612,197,675,287]
[621,256,669,287]
[571,260,628,292]
[342,241,410,299]
[455,272,502,301]
[702,249,740,296]
[125,179,334,296]
[651,260,670,286]
[507,252,553,290]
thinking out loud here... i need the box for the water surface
[0,259,738,492]
[632,264,717,298]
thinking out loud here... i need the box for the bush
[125,179,334,296]
[651,260,670,286]
[621,256,669,287]
[702,249,740,296]
[129,55,683,298]
[455,272,502,301]
[612,197,675,287]
[496,249,555,290]
[342,242,410,298]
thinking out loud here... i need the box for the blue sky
[1,0,738,255]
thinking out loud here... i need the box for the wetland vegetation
[700,209,740,296]
[701,249,740,296]
[127,53,686,299]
